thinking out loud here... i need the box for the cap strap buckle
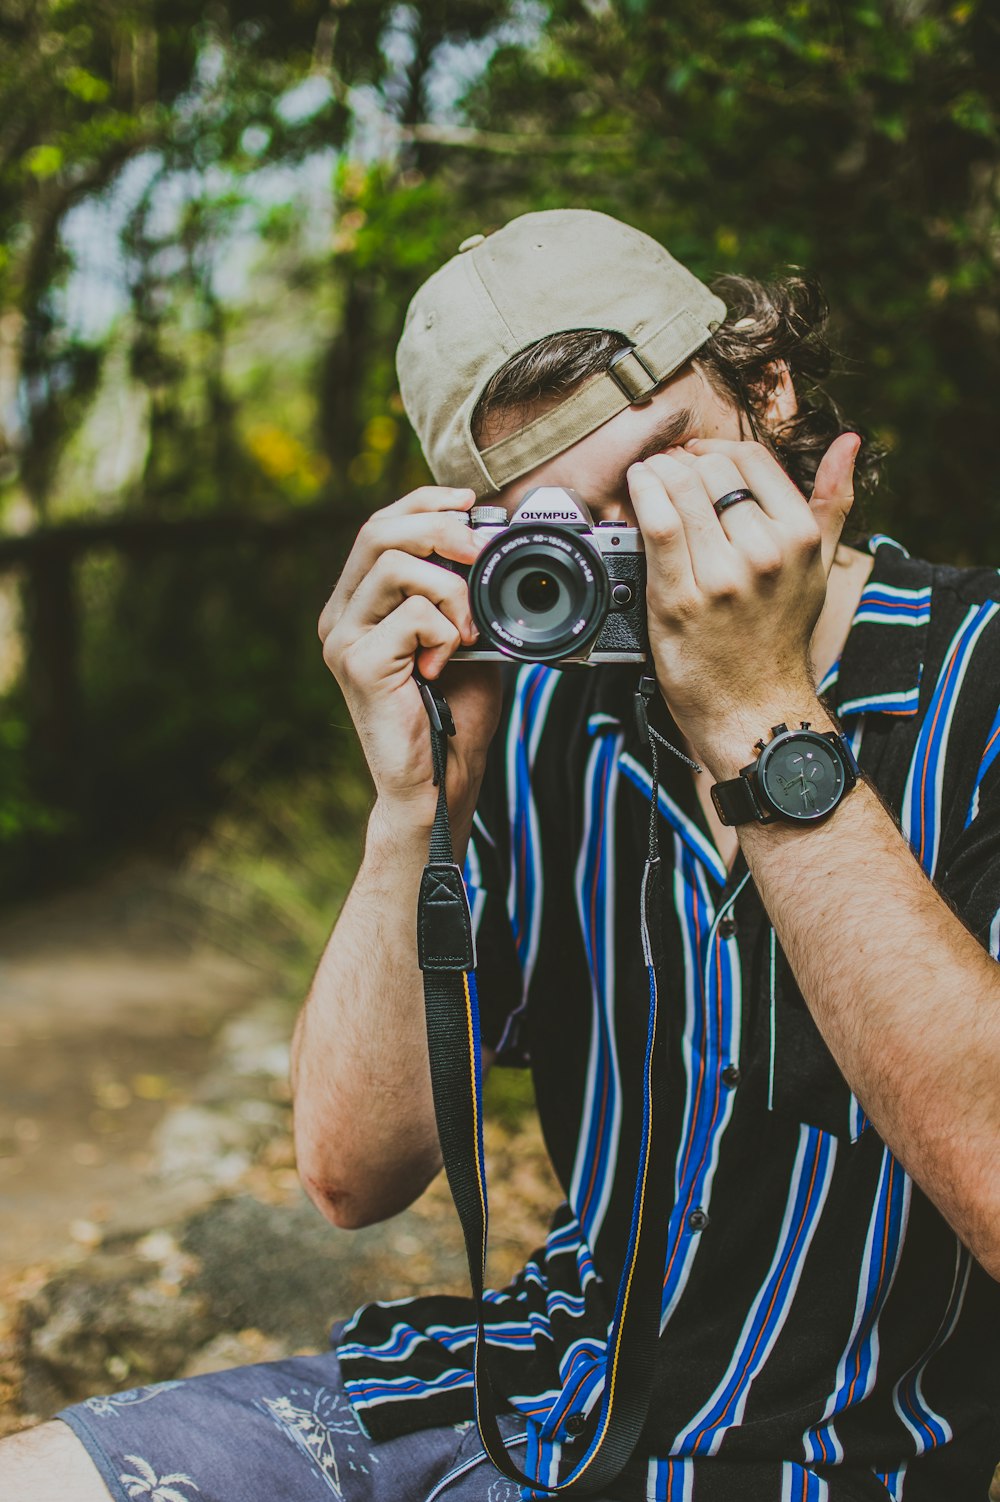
[607,345,659,403]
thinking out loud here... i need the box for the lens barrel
[468,527,610,663]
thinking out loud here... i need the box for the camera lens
[516,571,557,616]
[499,559,574,634]
[469,529,611,662]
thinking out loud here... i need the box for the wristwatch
[710,721,860,827]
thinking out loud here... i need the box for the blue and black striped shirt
[339,536,1000,1501]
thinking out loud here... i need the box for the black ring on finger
[713,488,757,515]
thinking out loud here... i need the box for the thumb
[811,432,861,573]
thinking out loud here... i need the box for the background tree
[0,0,996,897]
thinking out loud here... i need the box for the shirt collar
[820,534,931,719]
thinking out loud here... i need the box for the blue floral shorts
[58,1326,526,1502]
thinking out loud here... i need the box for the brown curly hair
[471,272,882,508]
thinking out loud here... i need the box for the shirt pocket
[761,930,870,1144]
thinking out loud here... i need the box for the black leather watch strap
[711,773,766,826]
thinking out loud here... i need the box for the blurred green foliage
[180,758,372,987]
[0,0,997,895]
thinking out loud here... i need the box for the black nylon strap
[415,668,671,1496]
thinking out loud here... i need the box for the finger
[666,450,778,561]
[389,484,476,517]
[811,432,861,573]
[343,594,463,687]
[640,451,736,588]
[340,550,477,647]
[625,460,697,598]
[682,439,807,526]
[319,510,483,640]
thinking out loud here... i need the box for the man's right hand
[319,484,503,831]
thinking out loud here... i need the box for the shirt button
[564,1413,587,1436]
[688,1208,709,1232]
[721,1064,742,1088]
[718,915,738,939]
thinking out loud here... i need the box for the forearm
[710,705,1000,1274]
[303,481,501,1227]
[292,795,475,1229]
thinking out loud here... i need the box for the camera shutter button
[611,583,634,606]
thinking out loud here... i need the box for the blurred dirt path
[0,864,265,1270]
[0,862,560,1434]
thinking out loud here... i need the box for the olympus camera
[442,487,646,666]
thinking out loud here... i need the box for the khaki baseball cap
[396,208,727,496]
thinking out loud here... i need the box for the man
[5,209,1000,1501]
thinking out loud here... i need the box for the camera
[442,487,647,666]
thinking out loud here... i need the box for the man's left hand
[626,432,861,774]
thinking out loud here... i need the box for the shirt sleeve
[463,683,529,1066]
[938,703,1000,959]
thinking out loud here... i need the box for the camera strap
[415,669,675,1497]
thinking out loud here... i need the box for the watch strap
[711,771,767,826]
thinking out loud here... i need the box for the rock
[13,1188,468,1421]
[7,980,553,1427]
[214,1003,291,1081]
[18,1251,214,1415]
[141,1000,289,1197]
[181,1193,387,1350]
[10,1113,552,1424]
[180,1327,302,1378]
[150,1102,282,1188]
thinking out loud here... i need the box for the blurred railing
[0,502,362,896]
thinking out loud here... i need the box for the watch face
[758,733,846,822]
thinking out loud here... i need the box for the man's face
[492,363,748,522]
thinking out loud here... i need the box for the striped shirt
[338,536,1000,1501]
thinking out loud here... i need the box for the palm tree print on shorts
[119,1455,200,1501]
